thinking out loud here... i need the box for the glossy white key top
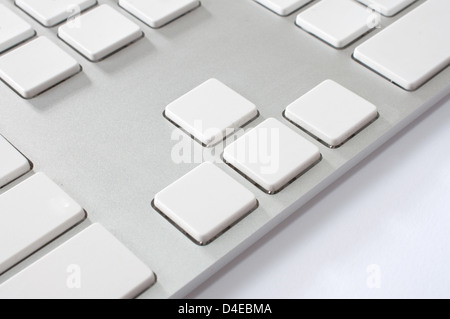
[296,0,373,48]
[119,0,200,28]
[0,173,86,274]
[357,0,417,17]
[0,4,35,53]
[0,224,156,299]
[58,4,142,61]
[0,36,81,99]
[165,79,258,147]
[223,118,321,194]
[285,80,378,148]
[16,0,97,27]
[0,136,31,188]
[254,0,313,16]
[154,162,257,245]
[354,0,450,91]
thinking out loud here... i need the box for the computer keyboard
[0,0,449,299]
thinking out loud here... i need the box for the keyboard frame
[0,0,449,298]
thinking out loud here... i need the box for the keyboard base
[0,0,449,298]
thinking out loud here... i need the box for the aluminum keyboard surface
[0,0,449,298]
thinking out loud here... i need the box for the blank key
[296,0,373,48]
[165,79,258,147]
[0,136,31,188]
[354,0,450,91]
[119,0,200,28]
[223,118,321,194]
[58,4,143,62]
[0,173,86,275]
[0,36,81,99]
[154,162,258,245]
[16,0,97,27]
[285,80,378,148]
[0,224,156,299]
[0,4,35,53]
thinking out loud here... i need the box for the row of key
[1,0,449,98]
[0,0,201,98]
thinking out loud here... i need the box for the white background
[189,94,450,299]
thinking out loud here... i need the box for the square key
[58,4,143,62]
[0,136,31,188]
[0,36,81,99]
[284,80,378,148]
[15,0,97,27]
[165,79,259,147]
[223,118,321,194]
[154,162,258,245]
[119,0,200,28]
[296,0,373,48]
[254,0,313,16]
[0,4,35,53]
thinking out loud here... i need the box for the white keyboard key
[0,4,35,53]
[0,173,86,274]
[357,0,417,17]
[16,0,97,27]
[285,80,378,148]
[58,5,142,62]
[354,0,450,91]
[154,162,257,245]
[0,136,31,188]
[165,79,258,147]
[223,118,321,194]
[0,224,156,299]
[0,37,81,99]
[119,0,200,28]
[254,0,313,16]
[296,0,373,48]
